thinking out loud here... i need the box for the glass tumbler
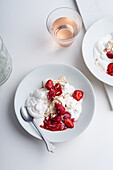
[46,7,82,47]
[0,37,12,86]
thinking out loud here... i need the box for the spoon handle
[32,119,55,153]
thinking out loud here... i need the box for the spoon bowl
[20,106,55,153]
[20,106,33,122]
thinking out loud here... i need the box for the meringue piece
[26,97,47,118]
[30,88,47,100]
[63,83,75,95]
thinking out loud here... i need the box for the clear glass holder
[0,37,12,86]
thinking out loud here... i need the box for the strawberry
[71,118,75,123]
[51,115,62,122]
[106,51,113,59]
[64,118,74,128]
[110,72,113,76]
[45,80,54,90]
[73,90,83,101]
[41,114,67,131]
[63,112,71,119]
[56,122,66,130]
[107,63,113,73]
[48,89,56,101]
[55,103,65,115]
[54,83,62,96]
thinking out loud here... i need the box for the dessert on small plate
[93,33,113,76]
[26,76,83,131]
[82,15,113,86]
[14,64,95,142]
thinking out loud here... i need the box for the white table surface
[0,0,113,170]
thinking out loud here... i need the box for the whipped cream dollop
[26,76,83,123]
[93,33,113,72]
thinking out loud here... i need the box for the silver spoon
[20,106,55,153]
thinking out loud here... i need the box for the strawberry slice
[56,122,66,130]
[106,51,113,59]
[51,115,62,122]
[63,112,71,119]
[64,118,74,128]
[73,90,83,101]
[54,83,62,96]
[55,103,65,115]
[48,89,56,101]
[108,63,113,73]
[45,80,54,90]
[71,118,75,123]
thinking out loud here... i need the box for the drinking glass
[46,7,82,47]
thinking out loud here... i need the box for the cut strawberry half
[55,103,65,115]
[54,83,62,96]
[106,51,113,59]
[45,80,54,90]
[73,90,83,101]
[48,89,56,101]
[107,63,113,73]
[64,118,74,128]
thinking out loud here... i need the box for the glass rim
[46,7,82,41]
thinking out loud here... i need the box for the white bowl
[82,15,113,86]
[14,64,95,142]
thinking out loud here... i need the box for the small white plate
[14,64,95,143]
[82,15,113,86]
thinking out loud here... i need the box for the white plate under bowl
[82,15,113,86]
[14,64,95,143]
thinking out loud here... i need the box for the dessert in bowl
[26,76,83,131]
[14,64,95,142]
